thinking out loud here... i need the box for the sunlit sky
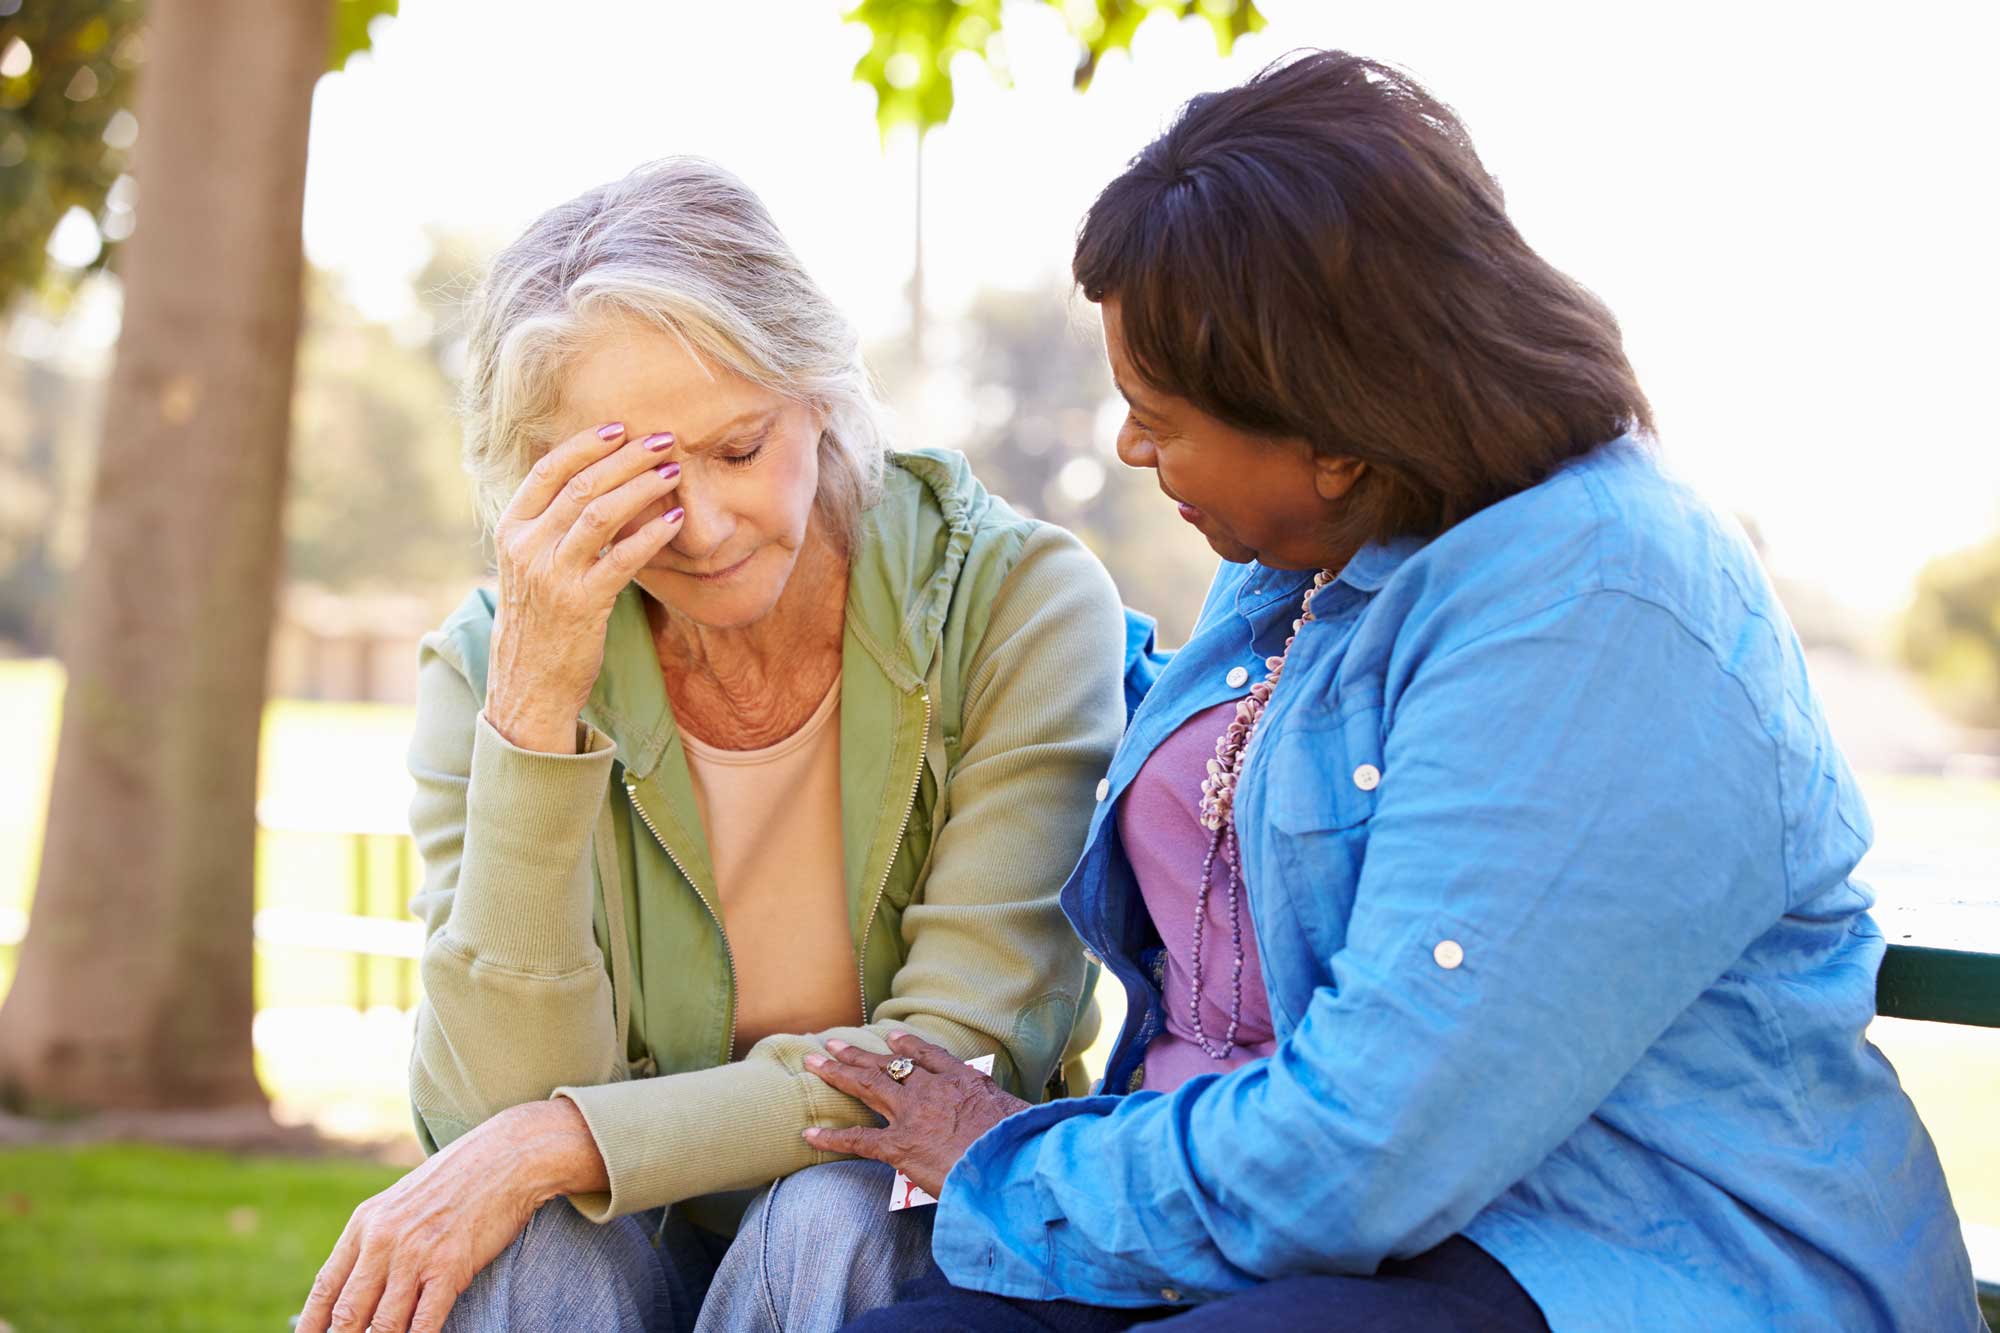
[291,0,1997,617]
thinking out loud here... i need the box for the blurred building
[266,585,457,706]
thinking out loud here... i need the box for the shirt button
[1352,763,1381,791]
[1434,939,1465,970]
[1094,778,1111,802]
[1160,1288,1183,1303]
[1225,666,1250,688]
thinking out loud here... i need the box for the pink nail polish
[640,432,674,451]
[596,422,624,440]
[657,462,680,480]
[663,507,685,525]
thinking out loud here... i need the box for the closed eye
[719,428,770,467]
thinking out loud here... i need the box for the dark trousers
[841,1235,1550,1333]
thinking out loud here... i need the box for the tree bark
[0,0,329,1111]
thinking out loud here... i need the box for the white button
[1433,939,1465,970]
[1225,665,1250,689]
[1160,1288,1183,1303]
[1352,763,1381,791]
[1094,778,1111,802]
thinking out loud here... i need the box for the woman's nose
[1114,419,1157,470]
[669,488,728,561]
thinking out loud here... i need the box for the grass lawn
[0,1144,402,1333]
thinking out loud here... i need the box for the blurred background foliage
[0,0,143,303]
[0,0,397,310]
[1906,535,2000,729]
[848,0,1266,137]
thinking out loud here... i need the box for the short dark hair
[1074,50,1654,548]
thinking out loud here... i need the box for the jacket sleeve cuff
[553,1055,851,1221]
[440,711,616,970]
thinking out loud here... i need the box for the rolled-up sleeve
[934,588,1795,1304]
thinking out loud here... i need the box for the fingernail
[640,432,674,451]
[825,1039,849,1053]
[597,422,624,440]
[802,1128,819,1142]
[663,507,685,525]
[889,1031,909,1041]
[803,1054,826,1070]
[657,462,680,480]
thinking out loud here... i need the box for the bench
[1874,905,2000,1328]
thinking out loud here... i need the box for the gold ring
[886,1056,916,1082]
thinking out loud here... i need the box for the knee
[520,1197,642,1266]
[725,1161,931,1329]
[444,1200,660,1331]
[752,1159,896,1252]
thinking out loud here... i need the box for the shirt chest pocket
[1244,702,1385,986]
[1260,700,1387,836]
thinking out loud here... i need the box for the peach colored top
[679,675,861,1053]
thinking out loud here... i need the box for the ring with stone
[885,1056,916,1082]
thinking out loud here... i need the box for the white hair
[458,156,887,543]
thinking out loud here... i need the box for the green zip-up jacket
[404,449,1126,1222]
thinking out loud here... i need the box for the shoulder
[866,447,1119,633]
[416,584,499,691]
[1393,438,1782,666]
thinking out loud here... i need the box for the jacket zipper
[855,690,930,1023]
[624,775,740,1065]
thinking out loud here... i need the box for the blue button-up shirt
[934,439,1981,1330]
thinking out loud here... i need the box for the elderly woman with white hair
[295,158,1128,1333]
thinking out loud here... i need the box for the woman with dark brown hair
[802,50,1983,1332]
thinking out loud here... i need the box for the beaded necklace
[1189,568,1336,1059]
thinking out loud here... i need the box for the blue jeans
[442,1160,936,1333]
[841,1235,1550,1332]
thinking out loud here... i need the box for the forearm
[412,938,624,1150]
[405,649,625,1147]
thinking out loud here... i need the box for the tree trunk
[0,0,329,1112]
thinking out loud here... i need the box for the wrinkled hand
[802,1031,1030,1199]
[297,1099,601,1333]
[486,419,686,754]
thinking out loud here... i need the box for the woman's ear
[1313,454,1367,502]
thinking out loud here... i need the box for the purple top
[1116,699,1278,1092]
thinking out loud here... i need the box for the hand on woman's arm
[803,1031,1032,1197]
[932,589,1807,1305]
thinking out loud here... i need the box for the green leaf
[328,0,399,74]
[843,0,1260,139]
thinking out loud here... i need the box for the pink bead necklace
[1189,568,1336,1060]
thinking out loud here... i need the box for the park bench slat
[1877,944,2000,1028]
